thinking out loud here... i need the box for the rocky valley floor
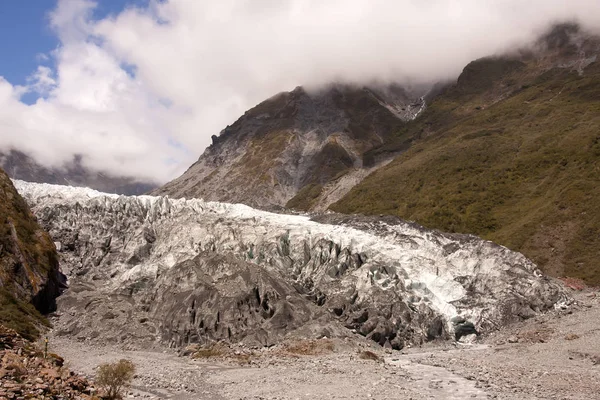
[45,289,599,400]
[9,180,596,399]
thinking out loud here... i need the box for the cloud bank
[1,0,600,183]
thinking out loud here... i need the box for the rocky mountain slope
[0,169,64,339]
[154,24,600,286]
[0,149,156,195]
[15,180,567,351]
[153,84,426,208]
[332,24,600,285]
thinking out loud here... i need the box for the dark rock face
[427,316,446,341]
[153,84,426,209]
[153,253,332,347]
[0,169,64,338]
[454,322,479,341]
[16,181,568,350]
[0,149,156,196]
[455,58,525,95]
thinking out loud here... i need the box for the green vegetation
[286,183,324,210]
[0,168,58,338]
[0,174,58,277]
[230,129,293,190]
[332,60,600,284]
[96,359,136,400]
[0,287,49,341]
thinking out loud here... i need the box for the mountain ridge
[0,149,157,196]
[152,84,426,208]
[155,23,600,284]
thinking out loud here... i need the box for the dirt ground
[48,289,600,400]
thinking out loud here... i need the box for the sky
[0,1,148,102]
[0,0,599,184]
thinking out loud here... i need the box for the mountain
[0,149,157,195]
[332,24,600,284]
[14,180,566,349]
[155,24,600,285]
[0,168,64,339]
[153,84,426,209]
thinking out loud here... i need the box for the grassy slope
[0,168,57,339]
[332,61,600,284]
[286,183,324,210]
[285,138,355,210]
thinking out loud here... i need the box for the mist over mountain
[156,23,600,286]
[1,0,600,183]
[332,24,600,285]
[0,149,157,195]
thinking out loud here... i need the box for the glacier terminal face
[13,180,568,349]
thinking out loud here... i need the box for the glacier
[13,179,568,349]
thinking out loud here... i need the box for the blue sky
[0,1,145,94]
[0,2,58,87]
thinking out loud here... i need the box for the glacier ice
[13,179,568,349]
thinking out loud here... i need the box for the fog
[1,0,599,183]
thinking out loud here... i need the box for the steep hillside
[154,84,425,208]
[0,169,64,339]
[0,149,156,195]
[332,25,600,284]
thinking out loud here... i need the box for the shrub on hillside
[96,359,136,400]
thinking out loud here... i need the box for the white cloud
[1,0,600,183]
[26,66,57,95]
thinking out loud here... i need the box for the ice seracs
[13,179,568,349]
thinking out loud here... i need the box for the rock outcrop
[15,180,568,350]
[0,169,64,339]
[0,325,95,399]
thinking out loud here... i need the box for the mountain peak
[156,83,424,209]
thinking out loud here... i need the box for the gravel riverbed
[48,289,600,400]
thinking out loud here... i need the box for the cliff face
[153,84,425,209]
[16,180,567,349]
[0,169,64,339]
